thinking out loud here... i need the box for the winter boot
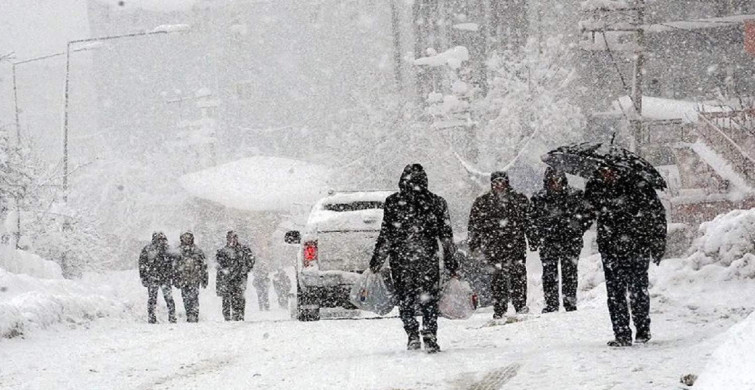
[422,331,440,354]
[541,306,558,314]
[607,338,632,347]
[407,333,421,351]
[634,331,651,344]
[516,306,530,314]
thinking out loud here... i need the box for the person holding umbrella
[543,141,667,347]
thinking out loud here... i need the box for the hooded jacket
[174,233,209,289]
[468,172,537,261]
[585,172,667,262]
[370,164,458,294]
[530,168,594,259]
[139,232,174,286]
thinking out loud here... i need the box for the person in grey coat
[174,232,208,322]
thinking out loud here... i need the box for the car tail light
[303,240,318,267]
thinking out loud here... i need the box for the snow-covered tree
[473,36,586,175]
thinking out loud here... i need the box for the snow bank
[0,246,62,279]
[695,312,755,390]
[0,269,132,338]
[687,209,755,278]
[179,156,331,212]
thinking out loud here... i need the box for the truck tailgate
[317,230,380,272]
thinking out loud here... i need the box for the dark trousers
[397,278,439,337]
[602,257,651,341]
[181,285,200,322]
[541,254,579,311]
[276,290,289,308]
[221,282,247,321]
[147,284,176,323]
[255,286,270,311]
[490,257,527,316]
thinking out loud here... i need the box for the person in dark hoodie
[585,165,667,347]
[468,171,537,319]
[139,232,176,324]
[370,163,458,353]
[216,231,256,321]
[531,167,594,313]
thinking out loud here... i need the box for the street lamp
[13,46,99,145]
[62,25,190,195]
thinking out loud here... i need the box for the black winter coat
[530,186,594,259]
[585,176,667,262]
[174,244,209,289]
[216,244,255,296]
[370,164,458,296]
[139,244,174,286]
[468,189,537,261]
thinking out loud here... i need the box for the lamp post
[12,48,98,145]
[62,24,190,196]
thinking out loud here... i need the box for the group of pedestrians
[138,230,290,323]
[371,163,666,353]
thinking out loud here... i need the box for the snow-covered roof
[612,96,730,123]
[414,46,469,69]
[644,14,755,34]
[179,156,331,212]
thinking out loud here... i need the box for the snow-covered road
[1,279,750,390]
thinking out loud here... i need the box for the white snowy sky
[0,0,90,59]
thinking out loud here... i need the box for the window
[322,202,384,212]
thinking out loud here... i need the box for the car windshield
[322,201,384,212]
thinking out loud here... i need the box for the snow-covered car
[284,191,393,321]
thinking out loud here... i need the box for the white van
[284,190,392,321]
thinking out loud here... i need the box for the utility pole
[579,0,646,152]
[630,0,645,153]
[390,0,404,92]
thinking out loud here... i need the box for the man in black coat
[531,167,593,313]
[174,232,208,323]
[139,232,176,324]
[585,166,667,347]
[216,231,256,321]
[370,164,458,353]
[468,171,537,319]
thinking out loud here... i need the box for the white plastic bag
[438,277,477,320]
[349,269,397,316]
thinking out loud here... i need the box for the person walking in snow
[531,167,594,313]
[272,269,292,309]
[370,163,459,353]
[468,171,537,319]
[585,165,667,347]
[216,231,255,321]
[252,268,271,311]
[174,232,208,322]
[139,232,177,324]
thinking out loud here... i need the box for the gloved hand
[369,266,380,274]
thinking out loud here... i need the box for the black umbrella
[541,142,667,190]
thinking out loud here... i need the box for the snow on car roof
[179,156,331,212]
[318,191,393,206]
